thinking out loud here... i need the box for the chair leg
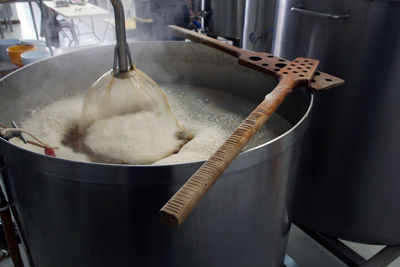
[7,17,12,32]
[70,25,79,46]
[69,19,79,46]
[59,30,68,46]
[102,23,109,41]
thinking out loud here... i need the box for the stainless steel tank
[205,0,276,51]
[272,0,400,244]
[0,42,313,266]
[208,0,245,40]
[242,0,276,52]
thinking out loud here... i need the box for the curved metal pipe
[290,7,349,20]
[110,0,133,75]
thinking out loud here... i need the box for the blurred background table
[43,1,108,44]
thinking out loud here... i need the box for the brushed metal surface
[273,0,400,244]
[208,0,245,39]
[242,0,276,52]
[0,42,313,266]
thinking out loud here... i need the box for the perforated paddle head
[238,53,342,91]
[277,57,319,85]
[165,25,344,91]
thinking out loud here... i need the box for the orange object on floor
[7,45,35,67]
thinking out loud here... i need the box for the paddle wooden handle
[166,25,243,58]
[159,78,296,227]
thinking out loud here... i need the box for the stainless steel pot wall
[0,42,312,266]
[272,0,400,244]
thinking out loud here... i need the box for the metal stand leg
[362,246,400,267]
[0,156,24,267]
[295,222,400,267]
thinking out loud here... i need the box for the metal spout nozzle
[110,0,134,76]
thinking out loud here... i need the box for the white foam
[11,96,90,162]
[12,84,292,165]
[84,111,184,164]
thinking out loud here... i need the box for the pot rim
[0,41,314,181]
[0,92,313,167]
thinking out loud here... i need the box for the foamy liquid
[12,84,292,165]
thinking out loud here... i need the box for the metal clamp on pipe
[0,122,27,143]
[109,0,134,77]
[291,7,349,20]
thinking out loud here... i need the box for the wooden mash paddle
[160,26,344,227]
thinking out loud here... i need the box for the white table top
[43,1,109,18]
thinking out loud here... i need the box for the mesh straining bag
[77,0,186,164]
[78,69,180,132]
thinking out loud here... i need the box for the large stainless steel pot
[0,41,313,266]
[272,0,400,244]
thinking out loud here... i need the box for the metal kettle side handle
[291,7,349,20]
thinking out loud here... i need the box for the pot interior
[0,41,311,161]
